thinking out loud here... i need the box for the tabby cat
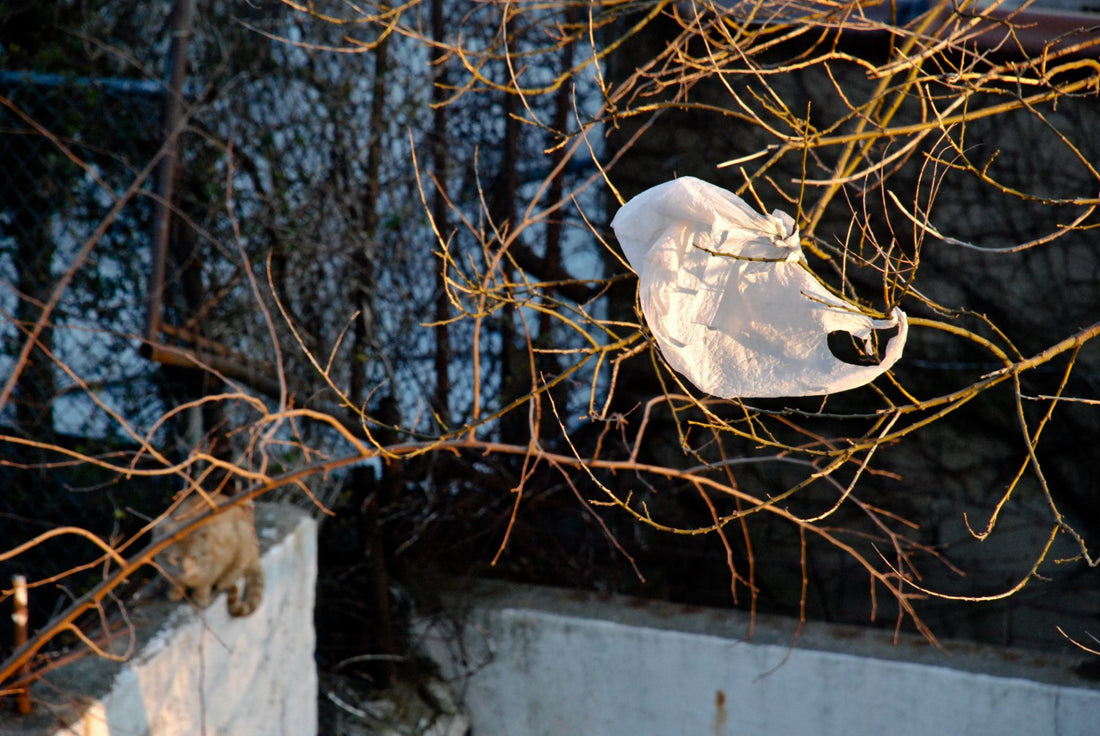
[154,494,264,617]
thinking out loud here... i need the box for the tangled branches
[3,0,1100,705]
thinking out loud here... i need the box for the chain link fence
[0,66,174,657]
[0,0,456,672]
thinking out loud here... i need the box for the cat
[153,493,264,617]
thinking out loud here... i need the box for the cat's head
[156,528,214,585]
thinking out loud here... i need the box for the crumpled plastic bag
[611,176,907,398]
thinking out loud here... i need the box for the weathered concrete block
[417,580,1100,736]
[4,503,317,736]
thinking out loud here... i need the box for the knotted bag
[611,177,907,398]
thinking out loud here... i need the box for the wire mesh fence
[0,66,174,659]
[0,0,472,682]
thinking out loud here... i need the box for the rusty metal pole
[12,575,30,714]
[143,0,194,351]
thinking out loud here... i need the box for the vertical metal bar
[430,0,451,423]
[143,0,194,350]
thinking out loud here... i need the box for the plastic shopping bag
[611,177,907,398]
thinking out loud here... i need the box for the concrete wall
[5,504,317,736]
[417,580,1100,736]
[13,509,1098,736]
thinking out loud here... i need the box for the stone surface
[2,503,317,736]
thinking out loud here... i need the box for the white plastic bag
[611,177,907,398]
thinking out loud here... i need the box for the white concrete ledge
[416,579,1100,736]
[6,503,317,736]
